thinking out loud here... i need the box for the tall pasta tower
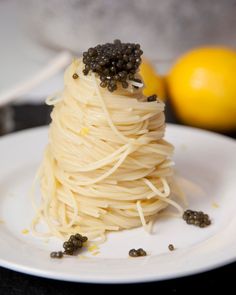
[36,41,179,241]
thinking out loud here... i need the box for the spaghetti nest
[33,59,182,241]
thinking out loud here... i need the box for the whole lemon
[140,58,166,100]
[167,47,236,131]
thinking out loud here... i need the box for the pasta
[32,57,182,241]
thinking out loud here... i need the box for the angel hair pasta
[31,41,183,241]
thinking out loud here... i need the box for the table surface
[0,102,235,294]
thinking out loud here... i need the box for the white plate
[0,124,236,283]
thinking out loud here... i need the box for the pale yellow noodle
[32,58,182,240]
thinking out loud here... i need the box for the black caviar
[183,209,211,228]
[63,234,88,255]
[147,94,157,102]
[50,233,88,259]
[50,251,63,259]
[129,249,139,257]
[72,73,79,79]
[168,244,175,251]
[129,248,147,257]
[82,40,143,92]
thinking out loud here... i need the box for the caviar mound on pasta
[32,41,182,241]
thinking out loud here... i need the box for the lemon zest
[21,229,29,235]
[80,127,89,136]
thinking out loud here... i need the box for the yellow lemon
[140,58,166,100]
[167,47,236,131]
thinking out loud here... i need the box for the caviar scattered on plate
[129,248,147,257]
[183,209,211,228]
[50,233,88,259]
[168,244,175,251]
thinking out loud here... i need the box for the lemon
[167,47,236,131]
[140,58,166,100]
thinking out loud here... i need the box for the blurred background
[0,0,236,135]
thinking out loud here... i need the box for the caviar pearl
[183,209,211,228]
